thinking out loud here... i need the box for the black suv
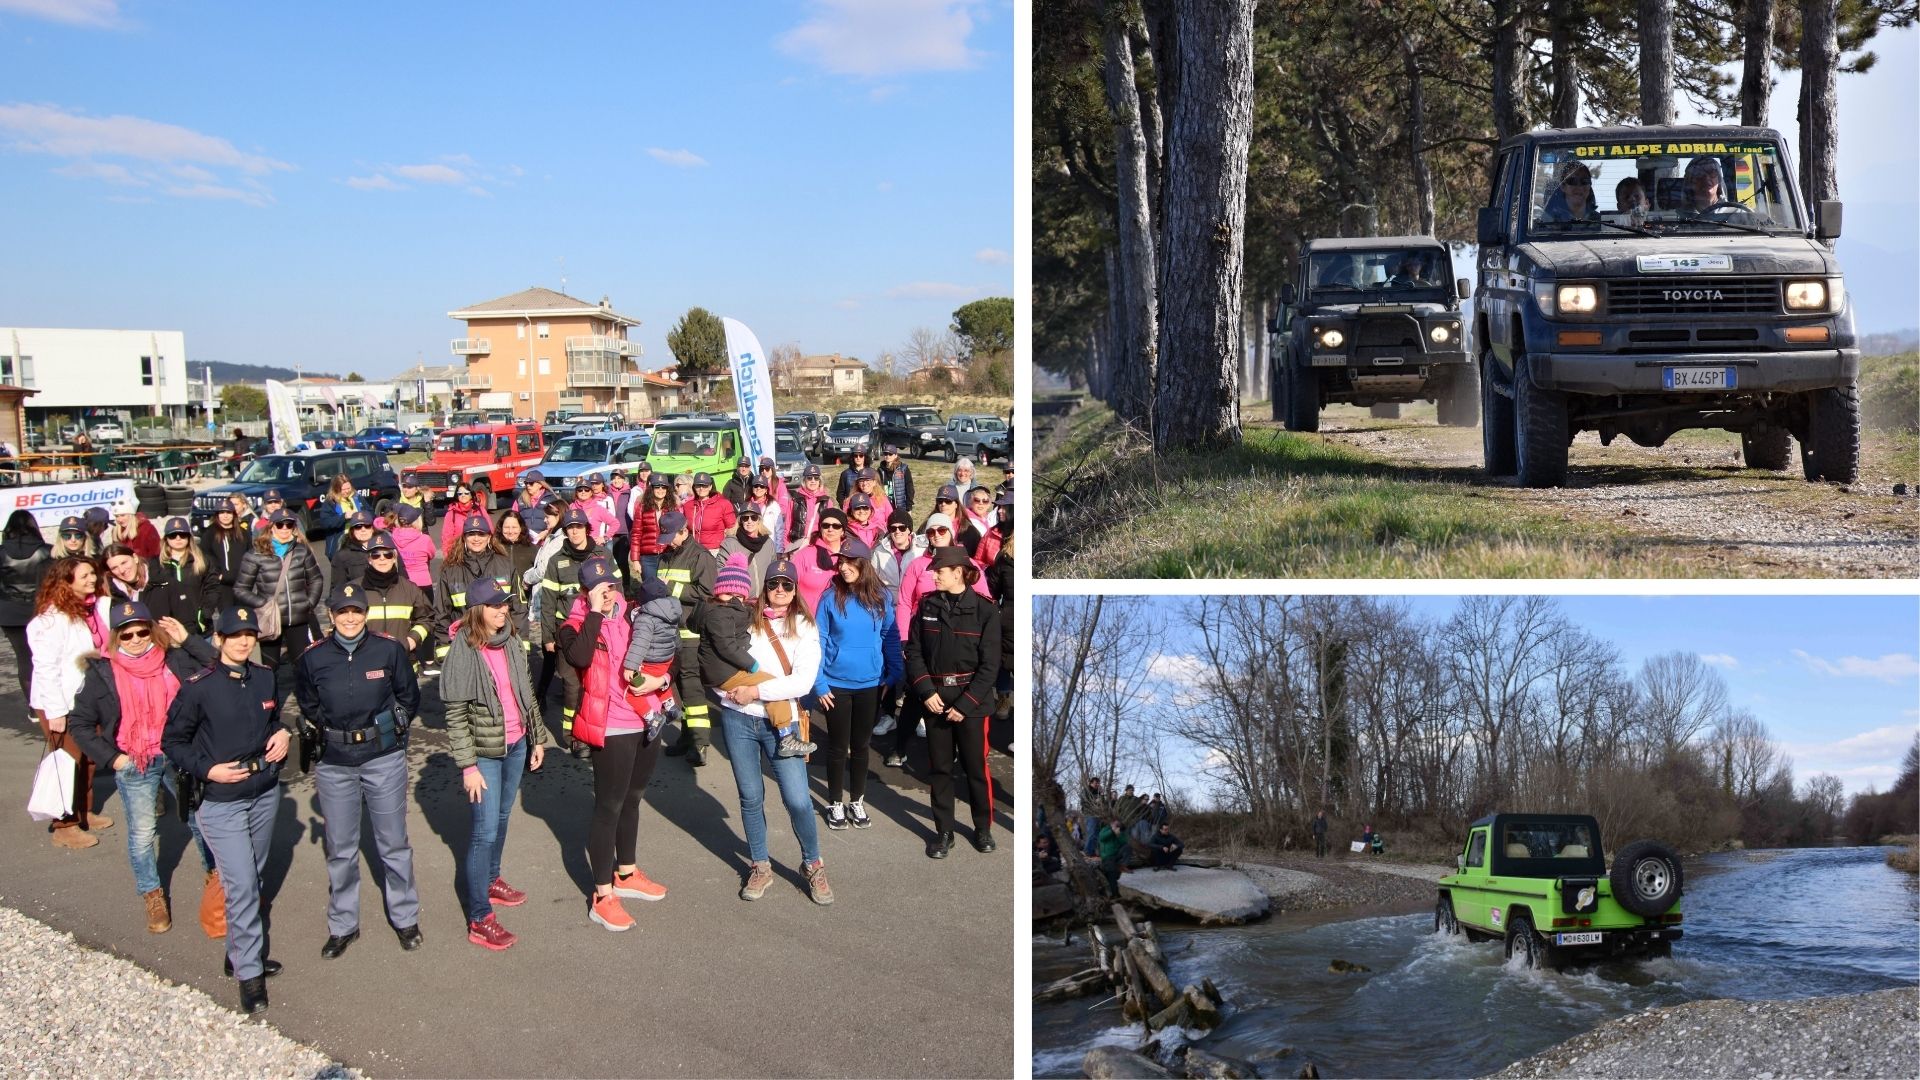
[876,404,951,458]
[1272,235,1478,431]
[193,448,400,536]
[1475,124,1857,487]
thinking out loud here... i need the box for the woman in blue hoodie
[812,538,902,831]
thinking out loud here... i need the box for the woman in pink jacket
[844,494,884,550]
[388,504,438,589]
[440,486,489,558]
[792,507,852,615]
[893,512,991,643]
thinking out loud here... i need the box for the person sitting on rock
[1034,833,1063,876]
[1147,822,1185,869]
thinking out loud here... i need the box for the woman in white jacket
[714,556,831,906]
[27,555,112,848]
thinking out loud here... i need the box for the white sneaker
[872,714,897,736]
[915,718,926,737]
[825,802,849,831]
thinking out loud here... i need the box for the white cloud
[869,85,902,103]
[345,174,401,191]
[887,281,985,300]
[1146,653,1205,684]
[163,181,270,207]
[1699,653,1739,668]
[465,185,490,198]
[392,162,465,184]
[1792,649,1919,682]
[974,247,1010,265]
[647,147,708,168]
[1782,722,1920,796]
[53,160,142,185]
[778,0,983,77]
[835,298,862,310]
[0,0,121,28]
[0,103,290,175]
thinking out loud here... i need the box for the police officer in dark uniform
[656,510,717,766]
[162,605,293,1015]
[905,544,1003,859]
[295,582,423,959]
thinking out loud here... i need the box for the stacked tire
[163,485,194,518]
[134,482,167,518]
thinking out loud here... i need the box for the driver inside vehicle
[1387,250,1438,288]
[1541,159,1598,223]
[1683,155,1725,212]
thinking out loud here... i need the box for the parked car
[772,420,811,486]
[354,426,412,454]
[822,410,878,463]
[88,422,127,444]
[301,429,357,448]
[646,418,747,479]
[780,410,826,457]
[537,432,653,491]
[876,404,951,459]
[945,414,1010,464]
[407,427,440,452]
[192,448,399,536]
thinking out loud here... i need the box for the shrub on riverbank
[1884,836,1917,874]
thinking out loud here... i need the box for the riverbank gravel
[0,906,357,1080]
[1488,986,1919,1080]
[1202,849,1443,913]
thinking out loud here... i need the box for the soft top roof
[1501,124,1785,152]
[1469,812,1602,831]
[1305,235,1446,252]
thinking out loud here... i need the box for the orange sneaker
[612,868,666,902]
[588,891,633,932]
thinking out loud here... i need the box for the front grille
[411,470,451,489]
[196,495,228,511]
[1608,278,1779,316]
[1357,315,1422,348]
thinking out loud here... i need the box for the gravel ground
[0,906,356,1079]
[1205,849,1444,914]
[1488,986,1920,1079]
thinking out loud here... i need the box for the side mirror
[1280,283,1297,307]
[1476,206,1505,247]
[1815,200,1843,240]
[1456,853,1466,871]
[1456,277,1472,300]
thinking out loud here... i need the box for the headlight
[1429,324,1453,343]
[1785,280,1828,311]
[1556,285,1598,314]
[1317,328,1345,349]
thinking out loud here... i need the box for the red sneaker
[589,892,634,932]
[612,868,667,902]
[488,877,527,907]
[467,914,517,951]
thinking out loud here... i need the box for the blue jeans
[718,704,820,867]
[116,757,213,896]
[640,554,659,582]
[465,737,527,921]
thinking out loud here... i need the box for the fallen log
[1035,967,1108,1003]
[1127,937,1181,1010]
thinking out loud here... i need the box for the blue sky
[0,1,1013,376]
[1126,595,1919,803]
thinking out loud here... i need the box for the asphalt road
[0,527,1017,1078]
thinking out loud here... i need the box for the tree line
[1036,0,1913,450]
[1036,594,1917,856]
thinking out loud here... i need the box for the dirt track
[1284,407,1920,577]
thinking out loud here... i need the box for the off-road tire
[1505,915,1551,969]
[1742,424,1792,471]
[1481,355,1516,477]
[1801,384,1861,484]
[1610,839,1684,918]
[1434,363,1481,428]
[1282,355,1320,433]
[472,481,492,511]
[1369,403,1401,419]
[1514,354,1570,488]
[945,442,957,463]
[1435,896,1459,937]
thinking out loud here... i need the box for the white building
[1,327,190,417]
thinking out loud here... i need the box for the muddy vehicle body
[1272,236,1479,432]
[1436,812,1684,968]
[1475,125,1857,487]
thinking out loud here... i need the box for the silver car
[944,414,1009,464]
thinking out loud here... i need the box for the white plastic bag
[28,748,75,822]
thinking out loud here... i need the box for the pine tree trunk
[1799,0,1840,215]
[1404,33,1437,235]
[1639,0,1676,125]
[1103,244,1125,412]
[1152,0,1256,451]
[1549,0,1582,127]
[1741,0,1776,126]
[1490,0,1530,140]
[1104,2,1160,432]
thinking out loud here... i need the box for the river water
[1033,847,1919,1078]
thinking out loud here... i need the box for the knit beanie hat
[715,553,753,597]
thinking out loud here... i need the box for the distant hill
[185,361,341,383]
[1860,330,1919,357]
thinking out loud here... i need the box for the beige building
[448,287,646,420]
[780,353,867,395]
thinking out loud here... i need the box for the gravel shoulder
[0,905,355,1079]
[1488,986,1920,1079]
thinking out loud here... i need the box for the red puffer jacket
[683,493,735,550]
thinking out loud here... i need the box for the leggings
[587,732,663,888]
[536,645,558,700]
[820,685,880,804]
[256,622,317,713]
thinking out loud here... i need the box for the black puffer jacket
[233,533,327,632]
[146,553,218,637]
[69,635,218,767]
[0,511,51,627]
[198,525,253,613]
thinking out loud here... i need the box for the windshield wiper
[1533,219,1657,239]
[1663,215,1777,237]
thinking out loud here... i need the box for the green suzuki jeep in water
[1436,813,1684,968]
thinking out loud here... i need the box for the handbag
[253,560,288,641]
[28,747,75,822]
[766,631,811,750]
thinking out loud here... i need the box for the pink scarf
[111,646,180,770]
[85,608,109,652]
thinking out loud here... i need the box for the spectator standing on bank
[1312,810,1329,858]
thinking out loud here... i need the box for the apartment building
[448,287,645,420]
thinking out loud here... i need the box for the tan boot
[51,827,98,850]
[200,870,227,938]
[143,888,171,933]
[85,813,114,832]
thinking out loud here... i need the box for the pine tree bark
[1639,0,1676,124]
[1799,0,1840,212]
[1740,0,1776,126]
[1404,33,1437,236]
[1103,1,1159,432]
[1490,0,1530,140]
[1549,0,1582,127]
[1152,0,1256,451]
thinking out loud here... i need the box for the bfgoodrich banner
[7,477,136,530]
[723,317,775,471]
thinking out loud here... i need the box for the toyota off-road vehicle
[1271,236,1479,432]
[1435,813,1684,969]
[1475,125,1857,487]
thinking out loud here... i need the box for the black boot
[238,976,268,1014]
[687,743,707,767]
[926,831,955,859]
[225,957,282,977]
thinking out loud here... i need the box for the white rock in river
[1118,866,1271,924]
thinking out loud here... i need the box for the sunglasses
[369,551,397,559]
[166,532,191,539]
[118,627,151,641]
[820,523,844,531]
[272,522,295,531]
[767,580,796,591]
[889,524,912,533]
[929,526,951,535]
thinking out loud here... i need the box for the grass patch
[1037,403,1719,579]
[1862,353,1919,436]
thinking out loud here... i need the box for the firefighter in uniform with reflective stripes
[359,531,437,662]
[435,514,524,666]
[905,545,1002,859]
[296,582,425,959]
[542,506,618,754]
[656,510,717,766]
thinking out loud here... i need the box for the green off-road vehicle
[1435,813,1684,968]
